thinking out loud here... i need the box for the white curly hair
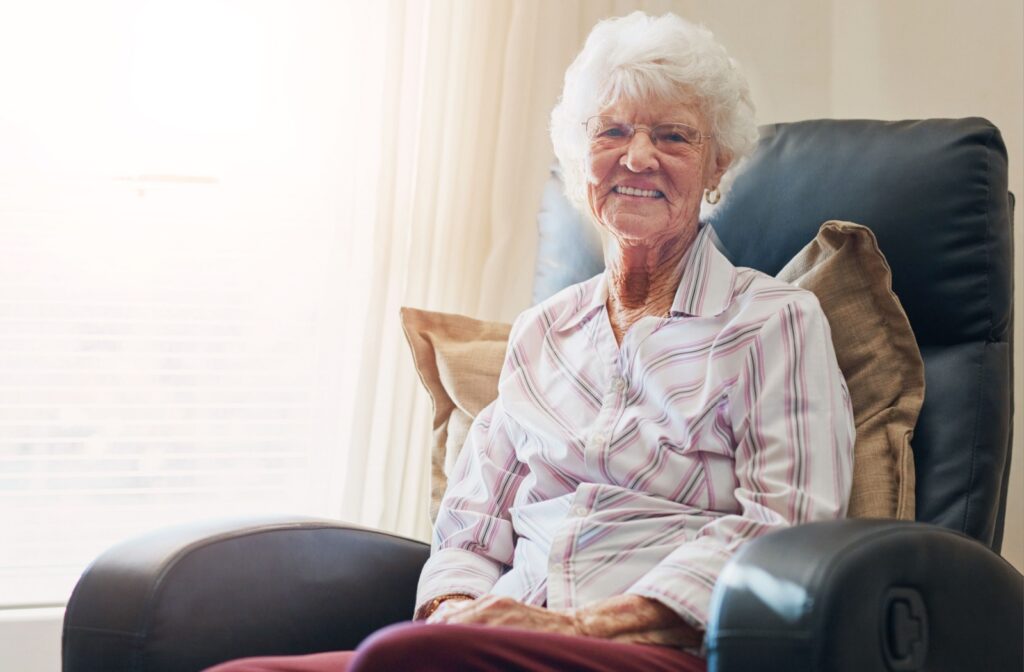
[550,12,758,221]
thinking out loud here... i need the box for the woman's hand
[426,594,701,648]
[570,595,703,647]
[426,595,578,636]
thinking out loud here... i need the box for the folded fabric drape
[335,0,673,541]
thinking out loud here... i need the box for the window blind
[0,178,340,606]
[0,0,383,608]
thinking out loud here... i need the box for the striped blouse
[415,223,855,635]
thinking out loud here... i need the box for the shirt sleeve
[414,393,529,616]
[626,294,856,630]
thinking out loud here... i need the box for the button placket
[584,369,626,473]
[582,312,627,477]
[570,489,589,519]
[547,491,592,610]
[582,373,607,463]
[545,517,571,609]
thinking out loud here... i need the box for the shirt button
[612,376,626,392]
[590,434,606,448]
[573,506,588,517]
[551,563,563,572]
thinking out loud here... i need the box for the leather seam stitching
[962,124,997,537]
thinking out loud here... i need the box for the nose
[621,130,659,172]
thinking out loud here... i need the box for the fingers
[432,596,577,636]
[431,595,514,625]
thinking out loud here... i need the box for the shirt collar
[669,223,737,318]
[558,223,737,332]
[557,274,608,332]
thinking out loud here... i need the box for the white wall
[0,609,63,672]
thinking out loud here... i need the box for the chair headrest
[712,118,1012,348]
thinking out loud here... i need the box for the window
[0,0,388,607]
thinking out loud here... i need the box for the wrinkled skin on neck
[586,96,730,344]
[604,227,697,326]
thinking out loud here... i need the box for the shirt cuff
[414,547,504,617]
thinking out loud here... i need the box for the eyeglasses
[583,116,712,153]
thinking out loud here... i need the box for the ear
[706,146,732,189]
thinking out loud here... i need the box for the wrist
[417,593,475,620]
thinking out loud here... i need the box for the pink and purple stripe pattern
[416,225,855,632]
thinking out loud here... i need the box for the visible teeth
[614,186,663,198]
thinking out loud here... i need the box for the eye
[655,126,696,144]
[586,118,632,142]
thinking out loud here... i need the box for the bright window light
[0,0,388,607]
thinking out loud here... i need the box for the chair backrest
[532,118,1014,551]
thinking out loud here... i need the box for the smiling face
[586,96,729,250]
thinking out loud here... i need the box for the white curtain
[333,0,685,542]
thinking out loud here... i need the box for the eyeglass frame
[582,116,714,150]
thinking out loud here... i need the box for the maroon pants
[205,621,707,672]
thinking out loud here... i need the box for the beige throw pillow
[777,220,923,520]
[400,307,512,522]
[403,220,924,521]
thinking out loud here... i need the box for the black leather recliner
[62,118,1022,672]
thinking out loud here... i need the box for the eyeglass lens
[585,117,704,152]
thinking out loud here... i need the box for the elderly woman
[209,11,853,672]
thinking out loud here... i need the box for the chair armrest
[706,519,1023,672]
[62,515,430,672]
